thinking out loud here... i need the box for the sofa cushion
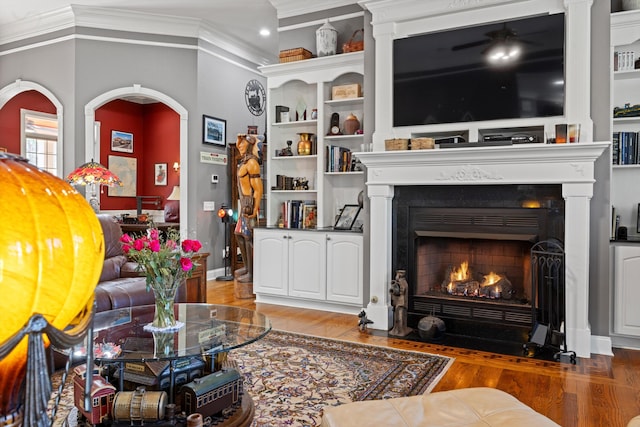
[99,254,127,282]
[320,387,560,427]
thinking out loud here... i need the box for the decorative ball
[0,153,104,415]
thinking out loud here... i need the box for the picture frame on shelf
[154,163,167,186]
[111,130,133,153]
[334,204,361,230]
[302,205,317,229]
[203,115,226,146]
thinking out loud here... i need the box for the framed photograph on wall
[203,115,226,146]
[155,163,167,186]
[111,130,133,153]
[334,204,361,230]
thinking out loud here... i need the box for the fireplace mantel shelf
[356,142,610,168]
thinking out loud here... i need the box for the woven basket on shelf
[410,137,435,150]
[385,138,409,151]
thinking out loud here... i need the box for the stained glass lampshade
[66,159,122,212]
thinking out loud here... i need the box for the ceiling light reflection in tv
[393,13,565,127]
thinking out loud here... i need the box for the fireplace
[391,185,564,342]
[357,143,609,358]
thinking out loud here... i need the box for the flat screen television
[393,13,565,127]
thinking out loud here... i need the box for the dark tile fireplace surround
[392,184,565,351]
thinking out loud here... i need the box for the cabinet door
[614,245,640,336]
[326,233,363,305]
[288,231,326,300]
[253,229,289,296]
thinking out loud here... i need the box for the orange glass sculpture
[0,153,104,422]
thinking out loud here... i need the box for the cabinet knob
[326,236,331,240]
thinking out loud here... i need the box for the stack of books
[612,132,640,165]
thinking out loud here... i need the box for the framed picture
[111,130,134,153]
[302,205,317,229]
[203,115,226,146]
[108,155,136,197]
[334,204,361,230]
[155,163,167,186]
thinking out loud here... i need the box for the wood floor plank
[206,280,640,427]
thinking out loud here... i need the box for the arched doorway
[85,85,188,235]
[0,79,64,174]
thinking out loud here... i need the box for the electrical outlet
[211,174,219,184]
[203,201,215,211]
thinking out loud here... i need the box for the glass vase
[150,278,180,330]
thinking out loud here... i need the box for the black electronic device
[434,135,466,145]
[393,13,565,127]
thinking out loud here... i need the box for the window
[21,109,59,176]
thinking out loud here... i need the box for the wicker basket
[279,47,313,63]
[385,138,409,151]
[410,137,435,150]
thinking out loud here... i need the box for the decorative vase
[297,133,313,155]
[150,277,181,330]
[316,20,337,57]
[343,113,360,135]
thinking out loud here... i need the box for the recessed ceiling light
[259,28,271,37]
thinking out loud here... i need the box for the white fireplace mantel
[357,142,609,358]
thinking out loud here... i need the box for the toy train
[73,363,243,426]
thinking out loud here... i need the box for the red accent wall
[96,99,179,211]
[0,91,56,154]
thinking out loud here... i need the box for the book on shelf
[280,200,317,229]
[325,145,354,172]
[612,131,640,165]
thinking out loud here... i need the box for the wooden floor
[207,279,640,427]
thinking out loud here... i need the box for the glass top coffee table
[79,303,271,426]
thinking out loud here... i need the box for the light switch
[211,174,219,183]
[203,201,215,211]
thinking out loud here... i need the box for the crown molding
[0,4,276,67]
[0,6,76,45]
[269,0,359,18]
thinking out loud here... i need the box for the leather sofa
[93,214,186,312]
[320,387,561,427]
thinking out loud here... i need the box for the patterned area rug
[49,330,453,427]
[230,330,454,427]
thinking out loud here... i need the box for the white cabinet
[288,231,326,300]
[326,232,363,305]
[253,228,363,310]
[613,245,640,336]
[259,51,365,229]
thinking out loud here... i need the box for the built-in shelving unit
[259,51,365,229]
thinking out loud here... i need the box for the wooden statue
[234,134,263,283]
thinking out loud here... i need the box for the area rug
[49,330,453,427]
[229,330,454,427]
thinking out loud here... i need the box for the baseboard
[610,334,640,351]
[591,334,614,356]
[207,268,226,281]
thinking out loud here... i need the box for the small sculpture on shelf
[278,140,294,157]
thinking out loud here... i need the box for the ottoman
[320,387,560,427]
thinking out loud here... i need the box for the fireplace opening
[416,235,533,305]
[392,184,565,354]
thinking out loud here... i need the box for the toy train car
[73,365,117,425]
[178,368,243,422]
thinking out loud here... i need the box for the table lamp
[66,159,122,212]
[0,153,105,426]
